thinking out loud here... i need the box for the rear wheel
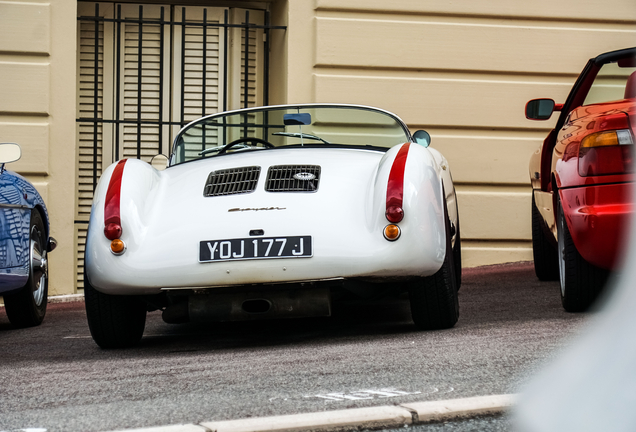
[531,194,559,281]
[84,272,147,348]
[408,205,459,330]
[4,210,48,327]
[557,199,608,312]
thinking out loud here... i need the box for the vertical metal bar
[242,11,249,140]
[159,7,165,156]
[243,10,249,109]
[202,8,207,117]
[222,9,228,145]
[264,10,270,107]
[263,10,271,141]
[136,5,143,160]
[180,7,186,127]
[115,5,121,161]
[223,9,228,113]
[92,3,99,191]
[169,5,175,156]
[201,8,207,151]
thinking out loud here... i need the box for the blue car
[0,142,56,327]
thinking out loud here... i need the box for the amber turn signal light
[110,238,126,255]
[383,224,401,241]
[581,129,634,148]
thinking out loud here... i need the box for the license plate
[199,236,312,262]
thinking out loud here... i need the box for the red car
[527,47,635,312]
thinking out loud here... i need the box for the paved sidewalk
[110,394,516,432]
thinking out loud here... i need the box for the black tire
[84,271,147,348]
[557,199,608,312]
[408,204,459,330]
[4,210,48,328]
[531,194,559,281]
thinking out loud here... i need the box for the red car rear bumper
[560,183,634,270]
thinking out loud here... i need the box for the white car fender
[372,143,446,265]
[427,146,459,228]
[86,158,163,281]
[117,159,163,251]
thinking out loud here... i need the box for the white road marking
[0,429,47,432]
[63,333,177,340]
[305,388,423,401]
[268,397,289,402]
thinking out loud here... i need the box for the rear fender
[371,143,446,265]
[427,146,458,229]
[559,184,633,270]
[87,159,163,262]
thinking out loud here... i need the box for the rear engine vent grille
[266,165,321,192]
[203,166,261,197]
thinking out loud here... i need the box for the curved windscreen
[171,105,411,165]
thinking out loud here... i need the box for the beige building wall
[0,0,77,295]
[275,0,636,267]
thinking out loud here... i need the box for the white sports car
[84,104,461,348]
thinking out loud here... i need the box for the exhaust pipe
[241,298,272,314]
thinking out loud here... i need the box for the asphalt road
[0,262,591,432]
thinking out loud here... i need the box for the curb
[0,293,82,308]
[108,394,517,432]
[401,394,517,422]
[48,293,84,303]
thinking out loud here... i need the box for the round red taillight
[385,206,404,223]
[104,223,122,240]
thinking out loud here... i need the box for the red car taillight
[578,129,635,176]
[104,222,122,240]
[104,159,127,254]
[386,144,410,223]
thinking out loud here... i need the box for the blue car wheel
[4,210,48,327]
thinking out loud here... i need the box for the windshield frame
[554,47,636,132]
[169,103,413,167]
